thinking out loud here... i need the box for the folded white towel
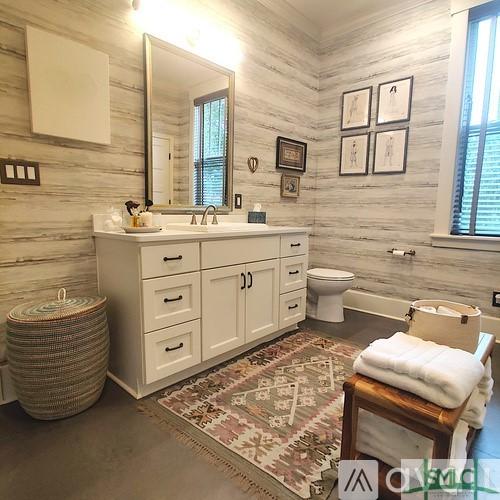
[419,306,437,313]
[478,358,494,402]
[462,387,487,429]
[436,305,462,317]
[357,409,469,468]
[353,332,485,408]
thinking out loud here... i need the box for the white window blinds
[452,1,500,236]
[193,90,228,206]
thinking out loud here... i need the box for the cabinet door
[245,259,280,343]
[201,264,246,361]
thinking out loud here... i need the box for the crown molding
[255,0,321,41]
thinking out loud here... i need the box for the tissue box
[248,211,266,224]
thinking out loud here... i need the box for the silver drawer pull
[288,304,299,310]
[290,243,301,247]
[164,295,183,303]
[163,255,183,262]
[288,270,300,275]
[165,342,184,352]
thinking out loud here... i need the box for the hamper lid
[7,288,106,323]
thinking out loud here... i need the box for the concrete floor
[1,310,498,500]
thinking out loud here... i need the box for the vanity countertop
[93,225,311,243]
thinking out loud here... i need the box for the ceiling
[272,0,407,38]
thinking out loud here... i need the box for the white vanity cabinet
[201,259,280,360]
[95,227,309,399]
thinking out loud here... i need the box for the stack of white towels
[353,332,494,468]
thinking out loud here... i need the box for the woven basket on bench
[6,289,109,420]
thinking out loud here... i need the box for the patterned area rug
[139,330,360,500]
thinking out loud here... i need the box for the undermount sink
[165,222,270,233]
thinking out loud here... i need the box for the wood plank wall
[313,0,500,317]
[0,0,319,339]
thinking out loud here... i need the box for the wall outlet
[493,291,500,307]
[0,158,40,185]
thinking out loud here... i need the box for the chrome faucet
[200,205,218,225]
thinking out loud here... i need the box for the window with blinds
[193,89,228,206]
[452,1,500,236]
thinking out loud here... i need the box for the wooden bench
[341,332,495,498]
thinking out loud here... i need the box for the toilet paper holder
[387,248,416,256]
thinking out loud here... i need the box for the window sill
[431,233,500,252]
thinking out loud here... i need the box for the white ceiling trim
[451,0,491,14]
[256,0,321,41]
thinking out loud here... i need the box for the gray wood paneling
[312,0,500,317]
[0,0,319,338]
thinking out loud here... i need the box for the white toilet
[306,268,355,323]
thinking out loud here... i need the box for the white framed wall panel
[25,26,111,144]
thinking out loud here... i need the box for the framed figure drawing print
[341,87,372,130]
[276,137,307,172]
[376,76,413,125]
[339,133,370,176]
[373,128,409,174]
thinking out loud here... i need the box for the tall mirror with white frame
[144,34,234,212]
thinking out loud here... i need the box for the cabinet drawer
[141,242,200,279]
[280,255,308,294]
[280,234,308,257]
[279,289,306,329]
[201,236,279,269]
[144,320,201,383]
[142,272,200,332]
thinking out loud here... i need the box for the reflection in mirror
[144,34,234,211]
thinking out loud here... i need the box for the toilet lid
[307,268,355,281]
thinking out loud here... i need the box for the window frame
[432,0,500,251]
[192,89,229,207]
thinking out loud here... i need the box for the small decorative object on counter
[248,203,266,223]
[6,288,109,420]
[139,211,153,227]
[103,206,123,231]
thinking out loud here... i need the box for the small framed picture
[341,87,372,130]
[339,133,370,176]
[276,136,307,172]
[280,173,300,198]
[376,76,413,125]
[373,128,409,174]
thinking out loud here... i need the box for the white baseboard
[344,290,500,338]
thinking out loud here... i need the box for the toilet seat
[307,268,354,281]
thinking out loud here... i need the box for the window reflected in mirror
[145,34,234,211]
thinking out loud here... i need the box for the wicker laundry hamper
[6,289,109,420]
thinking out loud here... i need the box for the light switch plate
[234,193,242,209]
[0,159,40,185]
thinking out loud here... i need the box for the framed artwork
[276,136,307,172]
[339,133,370,176]
[376,76,413,125]
[280,173,300,198]
[373,128,409,174]
[341,87,372,130]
